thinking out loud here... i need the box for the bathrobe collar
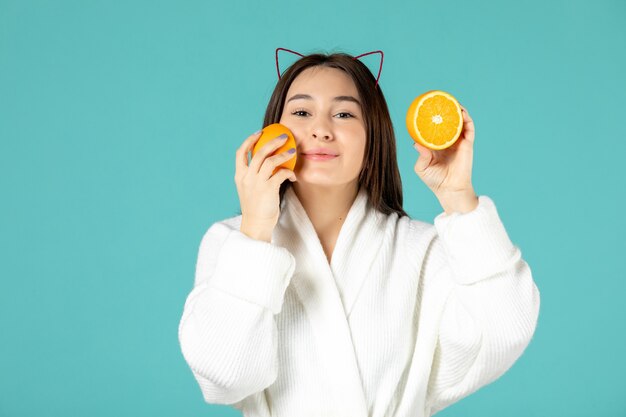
[273,185,387,416]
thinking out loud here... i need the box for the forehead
[287,66,359,98]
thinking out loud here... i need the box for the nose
[311,118,333,141]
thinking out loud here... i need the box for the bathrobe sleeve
[423,196,541,415]
[178,220,296,405]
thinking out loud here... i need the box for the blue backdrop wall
[1,0,624,416]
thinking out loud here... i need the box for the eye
[291,109,310,117]
[290,109,356,119]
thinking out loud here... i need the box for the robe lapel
[272,186,373,416]
[329,189,386,318]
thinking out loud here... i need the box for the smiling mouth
[302,154,338,160]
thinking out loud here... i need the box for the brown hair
[263,51,408,218]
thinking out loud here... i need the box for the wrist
[240,216,274,243]
[436,188,479,215]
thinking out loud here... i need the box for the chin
[293,174,353,189]
[296,178,338,187]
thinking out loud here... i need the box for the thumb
[413,142,433,173]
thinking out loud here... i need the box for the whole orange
[406,90,464,150]
[251,123,297,174]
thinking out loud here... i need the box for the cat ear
[276,47,305,80]
[275,48,384,87]
[353,50,384,87]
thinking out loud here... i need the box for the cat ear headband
[275,47,384,88]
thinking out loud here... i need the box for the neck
[291,181,360,234]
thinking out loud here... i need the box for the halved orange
[252,123,297,174]
[406,90,463,150]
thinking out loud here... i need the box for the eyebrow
[286,93,362,107]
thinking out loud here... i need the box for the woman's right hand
[235,130,297,242]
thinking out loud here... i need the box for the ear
[275,48,305,80]
[353,50,384,87]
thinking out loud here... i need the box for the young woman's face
[279,66,367,189]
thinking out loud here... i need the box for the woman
[178,50,541,417]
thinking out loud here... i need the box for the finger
[413,142,434,173]
[414,141,439,160]
[413,141,430,154]
[459,104,474,125]
[457,104,475,143]
[268,168,297,188]
[249,134,289,174]
[259,148,297,180]
[236,130,263,172]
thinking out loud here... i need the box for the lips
[303,154,337,161]
[302,148,339,156]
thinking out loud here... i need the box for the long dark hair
[264,51,408,218]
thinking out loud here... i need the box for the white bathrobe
[178,186,541,417]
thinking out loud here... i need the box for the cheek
[276,120,301,143]
[294,130,311,150]
[347,140,367,173]
[356,136,367,160]
[293,134,303,149]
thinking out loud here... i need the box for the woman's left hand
[413,104,479,214]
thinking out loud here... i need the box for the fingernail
[287,148,296,154]
[277,134,288,140]
[254,129,262,135]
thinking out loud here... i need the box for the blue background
[1,0,624,416]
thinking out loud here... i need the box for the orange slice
[406,90,463,150]
[252,123,297,174]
